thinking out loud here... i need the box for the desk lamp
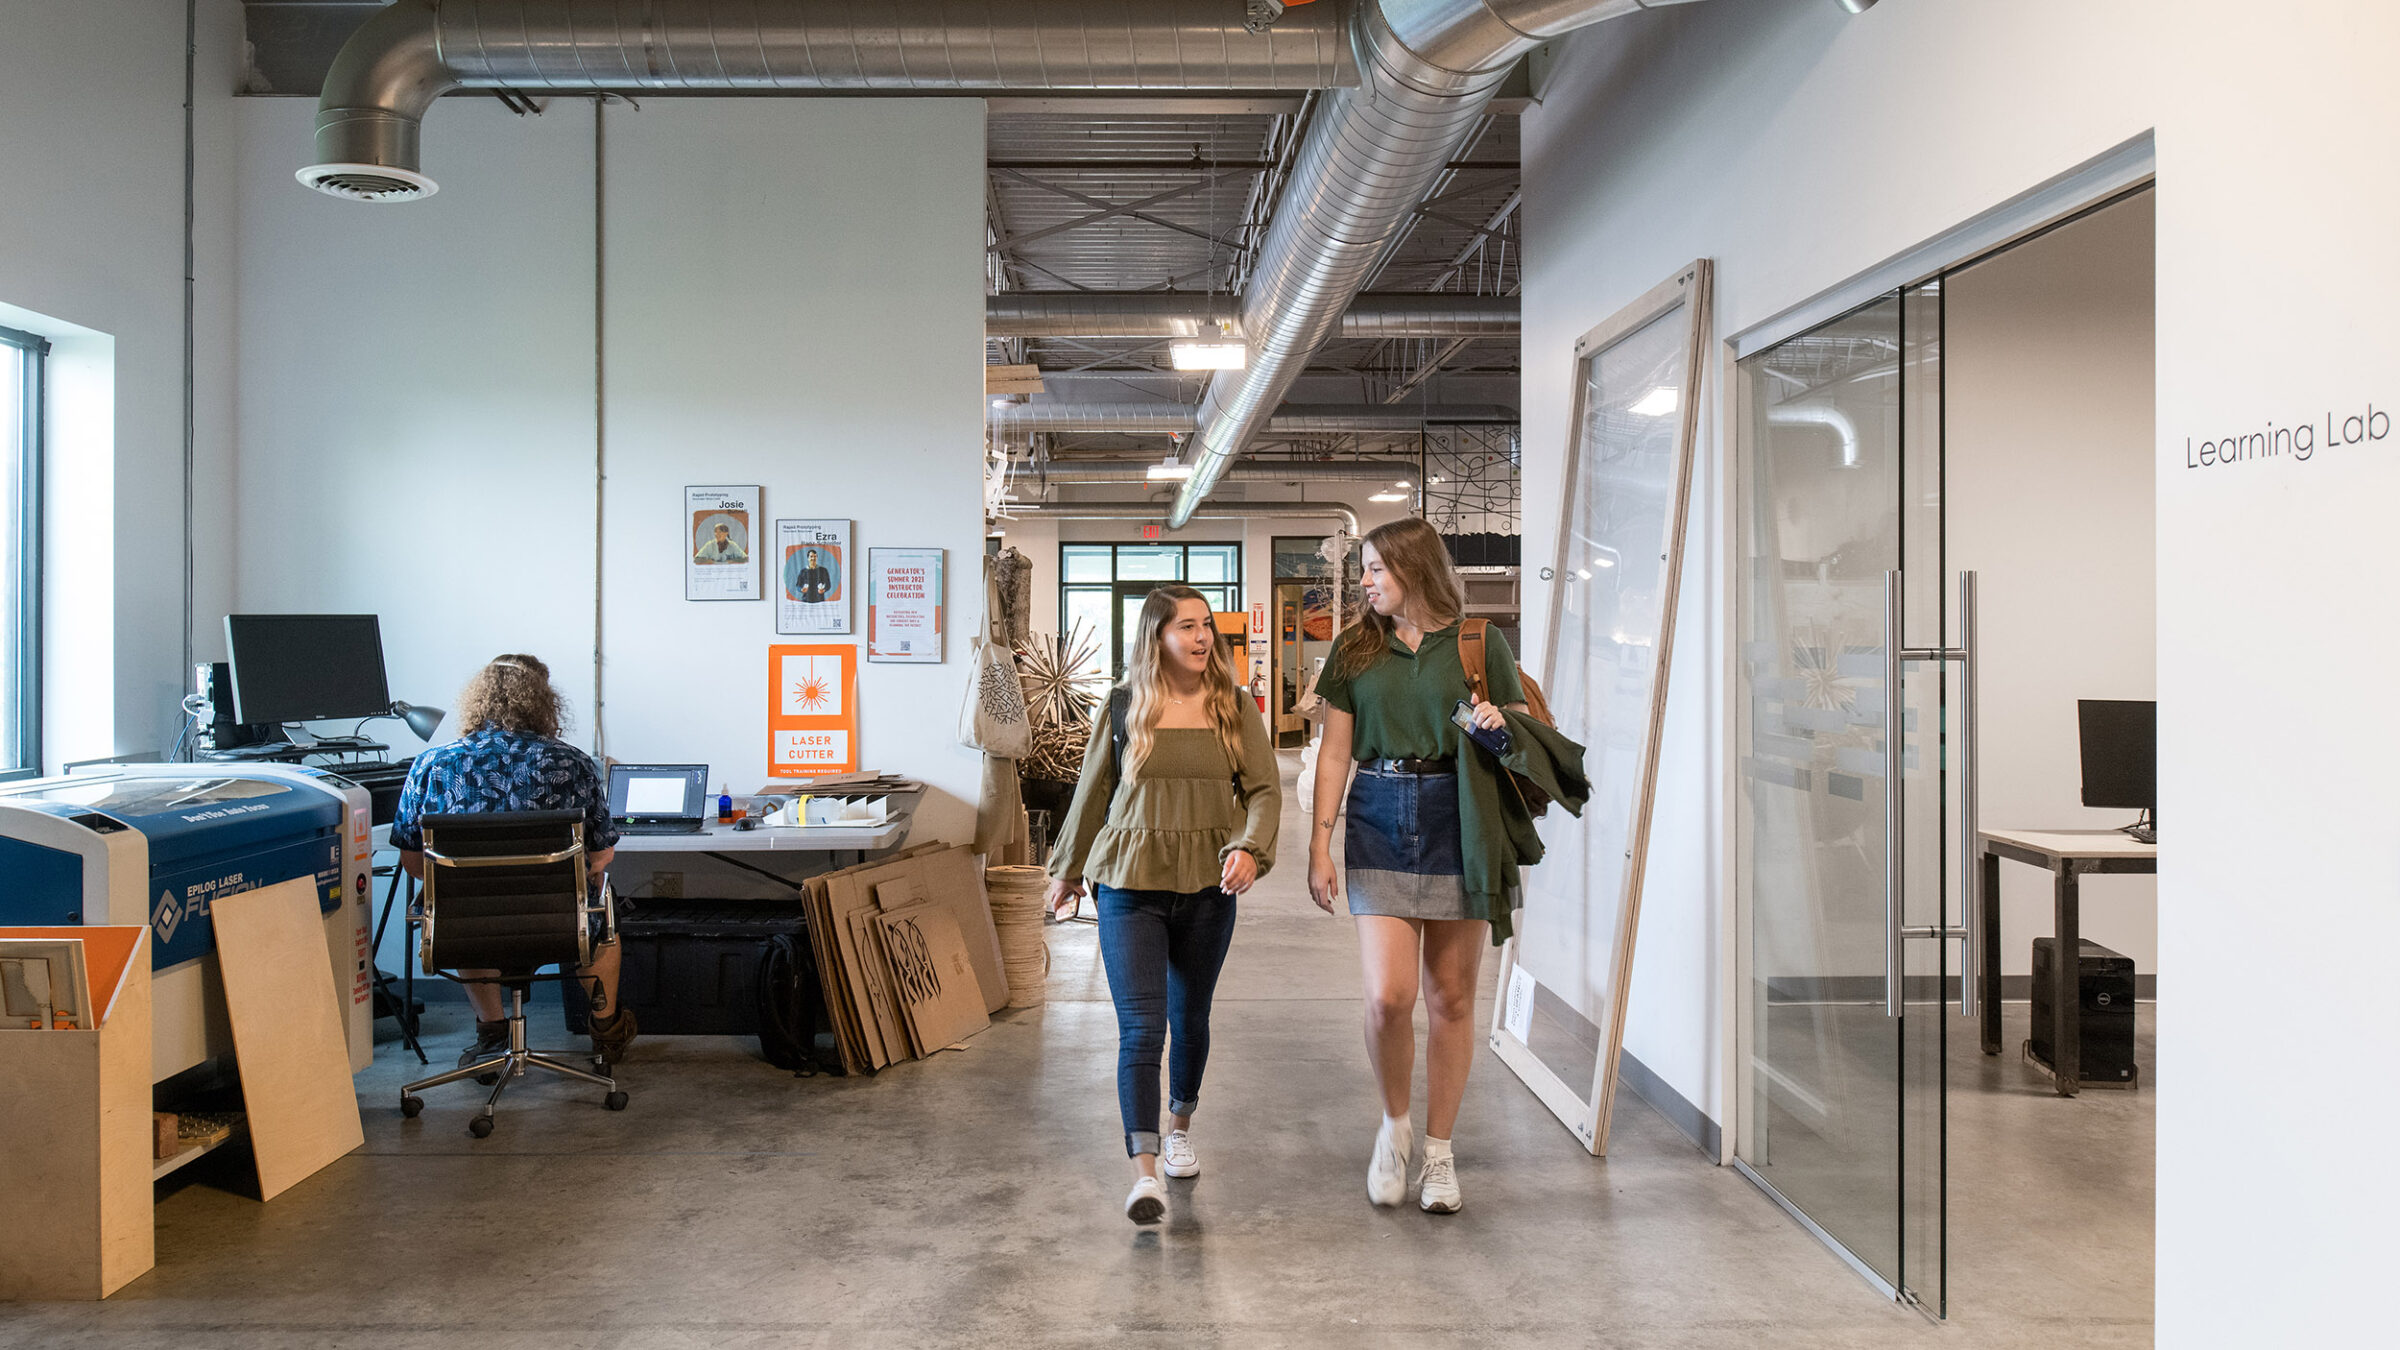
[385,701,447,741]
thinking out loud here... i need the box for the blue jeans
[1094,884,1239,1157]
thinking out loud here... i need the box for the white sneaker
[1419,1153,1462,1214]
[1162,1130,1200,1178]
[1367,1120,1411,1206]
[1124,1175,1167,1225]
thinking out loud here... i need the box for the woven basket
[984,865,1052,1009]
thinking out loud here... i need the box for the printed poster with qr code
[767,644,858,778]
[867,547,944,664]
[685,485,762,601]
[775,518,852,634]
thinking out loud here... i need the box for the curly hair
[454,653,567,739]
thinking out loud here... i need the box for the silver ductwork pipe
[1021,457,1418,483]
[301,0,1355,200]
[992,402,1514,434]
[1168,0,1703,526]
[1007,501,1360,533]
[985,292,1518,339]
[1768,402,1863,467]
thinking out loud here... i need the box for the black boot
[458,1018,508,1070]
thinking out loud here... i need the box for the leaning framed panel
[1489,260,1713,1155]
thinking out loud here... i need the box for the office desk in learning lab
[1977,826,2156,1097]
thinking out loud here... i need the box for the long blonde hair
[455,653,567,739]
[1331,517,1466,680]
[1121,585,1245,779]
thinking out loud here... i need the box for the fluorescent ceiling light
[1146,460,1194,480]
[1367,491,1408,503]
[1630,387,1679,417]
[990,398,1011,409]
[1592,555,1616,568]
[1393,479,1413,488]
[1170,339,1248,371]
[1575,567,1593,580]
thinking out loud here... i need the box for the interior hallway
[3,760,2149,1348]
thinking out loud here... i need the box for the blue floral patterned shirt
[389,727,619,857]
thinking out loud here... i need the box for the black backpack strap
[1106,686,1131,812]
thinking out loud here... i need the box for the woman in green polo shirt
[1308,518,1525,1215]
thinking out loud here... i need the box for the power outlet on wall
[654,871,683,900]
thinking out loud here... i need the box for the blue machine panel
[0,836,83,925]
[148,836,342,969]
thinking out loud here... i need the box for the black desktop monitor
[223,614,392,725]
[2077,699,2156,815]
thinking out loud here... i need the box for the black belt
[1363,757,1451,775]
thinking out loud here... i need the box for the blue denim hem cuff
[1128,1130,1161,1158]
[1167,1095,1199,1117]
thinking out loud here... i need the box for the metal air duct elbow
[300,0,1358,202]
[1166,0,1703,526]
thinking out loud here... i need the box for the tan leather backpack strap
[1457,617,1490,704]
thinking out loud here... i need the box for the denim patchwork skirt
[1343,765,1475,921]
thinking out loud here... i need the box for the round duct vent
[295,162,439,202]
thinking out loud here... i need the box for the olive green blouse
[1047,704,1280,893]
[1313,623,1527,760]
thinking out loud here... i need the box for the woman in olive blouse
[1046,585,1280,1226]
[1308,518,1525,1216]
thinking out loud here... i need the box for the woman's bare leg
[1418,919,1488,1140]
[1356,916,1424,1118]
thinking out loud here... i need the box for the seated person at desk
[390,654,638,1069]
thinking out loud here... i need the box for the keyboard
[617,819,705,835]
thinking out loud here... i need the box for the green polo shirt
[1314,622,1527,760]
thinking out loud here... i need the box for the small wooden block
[153,1113,178,1161]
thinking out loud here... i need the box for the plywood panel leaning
[209,880,366,1201]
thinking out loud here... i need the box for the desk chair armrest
[584,876,620,952]
[423,843,583,867]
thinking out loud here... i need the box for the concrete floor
[4,775,2153,1348]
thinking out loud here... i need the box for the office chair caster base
[469,1114,495,1139]
[605,1091,628,1111]
[400,1095,424,1119]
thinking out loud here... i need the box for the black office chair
[398,810,628,1136]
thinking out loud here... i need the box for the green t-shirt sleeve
[1485,626,1529,707]
[1314,631,1362,713]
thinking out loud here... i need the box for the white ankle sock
[1424,1135,1453,1161]
[1382,1113,1412,1142]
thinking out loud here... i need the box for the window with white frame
[0,323,44,780]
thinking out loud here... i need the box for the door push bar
[1881,570,1980,1020]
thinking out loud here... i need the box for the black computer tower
[2030,937,2138,1084]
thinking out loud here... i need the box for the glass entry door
[1733,281,1966,1316]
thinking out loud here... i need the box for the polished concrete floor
[4,779,2153,1348]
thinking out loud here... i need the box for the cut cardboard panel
[865,846,1008,1014]
[875,907,989,1052]
[845,904,913,1065]
[209,880,365,1202]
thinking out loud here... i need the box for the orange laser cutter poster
[767,643,859,778]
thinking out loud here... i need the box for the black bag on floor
[757,932,839,1077]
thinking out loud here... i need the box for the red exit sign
[1140,523,1162,540]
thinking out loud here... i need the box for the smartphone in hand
[1452,699,1512,757]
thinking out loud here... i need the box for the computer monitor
[2077,699,2156,818]
[608,764,709,823]
[223,614,392,725]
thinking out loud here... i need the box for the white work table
[610,818,911,855]
[1977,826,2157,1096]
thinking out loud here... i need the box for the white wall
[234,96,988,849]
[1950,193,2157,975]
[1522,1,2400,1339]
[0,0,244,768]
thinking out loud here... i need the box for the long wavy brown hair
[1121,585,1245,779]
[1330,517,1466,681]
[455,653,566,739]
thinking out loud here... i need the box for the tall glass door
[1733,281,1959,1316]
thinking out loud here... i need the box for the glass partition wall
[1734,280,1959,1316]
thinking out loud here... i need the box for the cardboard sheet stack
[800,844,1011,1074]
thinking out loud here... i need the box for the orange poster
[767,644,859,778]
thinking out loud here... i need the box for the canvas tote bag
[959,573,1033,759]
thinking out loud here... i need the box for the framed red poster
[767,644,858,778]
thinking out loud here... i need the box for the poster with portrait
[685,485,762,601]
[867,547,944,663]
[775,518,852,634]
[767,643,858,777]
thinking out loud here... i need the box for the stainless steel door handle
[1958,570,1980,1019]
[1884,570,1904,1019]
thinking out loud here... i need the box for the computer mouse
[734,816,760,831]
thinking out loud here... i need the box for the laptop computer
[608,764,710,835]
